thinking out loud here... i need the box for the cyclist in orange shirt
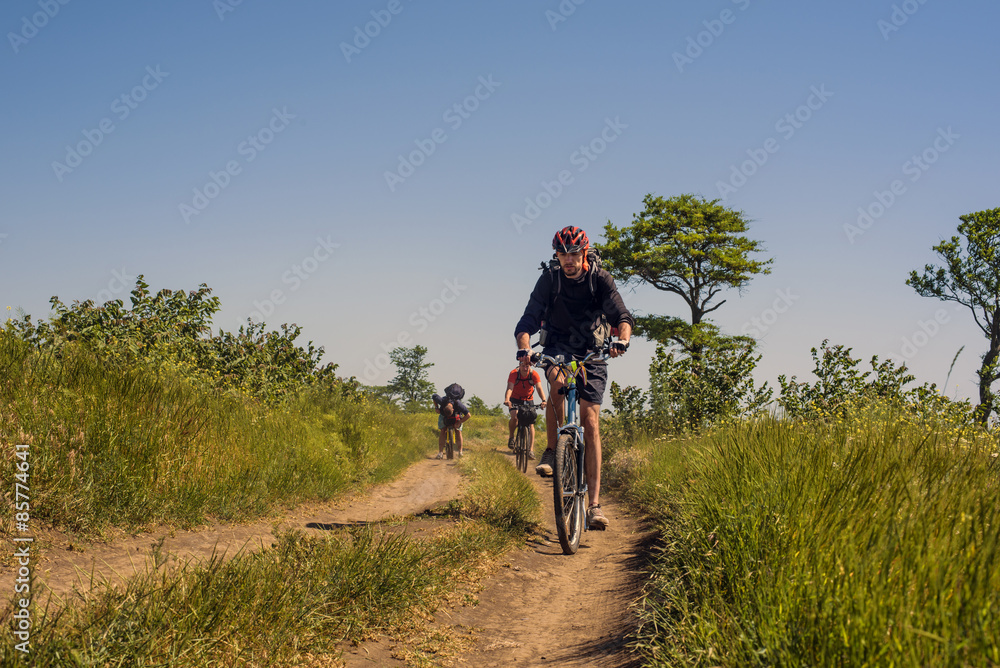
[503,353,547,459]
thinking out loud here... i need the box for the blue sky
[2,0,998,407]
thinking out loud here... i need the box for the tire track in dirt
[0,456,465,610]
[445,464,649,668]
[344,450,652,668]
[2,447,652,667]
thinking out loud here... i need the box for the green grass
[0,330,541,665]
[0,447,537,667]
[0,333,430,536]
[609,406,1000,667]
[459,448,542,534]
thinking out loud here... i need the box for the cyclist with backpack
[503,354,548,460]
[433,383,471,459]
[513,226,633,529]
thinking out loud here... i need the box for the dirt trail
[0,457,465,609]
[343,453,651,668]
[2,447,650,666]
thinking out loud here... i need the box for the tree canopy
[386,345,435,410]
[599,193,773,328]
[596,193,774,429]
[907,207,1000,425]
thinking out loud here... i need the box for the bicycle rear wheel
[515,426,528,473]
[552,432,584,555]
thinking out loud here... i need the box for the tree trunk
[690,303,703,365]
[976,313,1000,427]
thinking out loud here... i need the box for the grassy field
[606,405,1000,667]
[0,332,434,536]
[0,446,538,667]
[9,316,1000,666]
[0,329,531,665]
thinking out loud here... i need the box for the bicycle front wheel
[552,432,584,555]
[516,426,528,473]
[446,429,454,460]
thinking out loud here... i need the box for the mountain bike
[533,349,608,555]
[445,424,457,460]
[512,402,543,474]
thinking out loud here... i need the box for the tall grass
[613,405,1000,667]
[460,449,541,534]
[0,332,429,535]
[0,449,535,667]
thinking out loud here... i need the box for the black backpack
[537,249,613,349]
[443,383,465,402]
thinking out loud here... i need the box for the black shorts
[540,346,608,405]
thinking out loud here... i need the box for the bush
[778,339,974,424]
[5,275,343,404]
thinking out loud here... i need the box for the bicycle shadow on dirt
[537,519,659,668]
[305,521,375,530]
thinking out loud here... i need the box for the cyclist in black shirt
[513,226,633,529]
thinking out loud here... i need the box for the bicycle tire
[446,428,454,460]
[552,432,584,555]
[515,426,527,473]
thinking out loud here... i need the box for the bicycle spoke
[553,433,583,554]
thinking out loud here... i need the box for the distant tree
[598,193,773,359]
[467,394,504,416]
[906,208,1000,426]
[386,345,435,410]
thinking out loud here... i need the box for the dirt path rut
[343,454,650,668]
[1,457,464,609]
[2,449,650,666]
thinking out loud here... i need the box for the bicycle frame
[535,351,605,550]
[556,360,589,532]
[445,425,456,460]
[512,402,543,473]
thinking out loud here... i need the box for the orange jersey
[508,369,541,401]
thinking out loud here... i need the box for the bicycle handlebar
[531,348,610,368]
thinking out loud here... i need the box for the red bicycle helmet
[552,226,589,253]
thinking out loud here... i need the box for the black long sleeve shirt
[514,267,634,355]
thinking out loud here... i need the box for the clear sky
[2,0,998,408]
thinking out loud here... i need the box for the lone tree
[597,193,774,429]
[598,193,773,356]
[907,207,1000,426]
[386,345,435,410]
